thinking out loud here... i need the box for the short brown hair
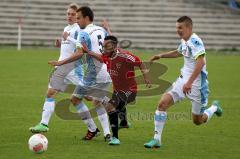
[68,3,79,11]
[177,16,193,27]
[77,6,94,22]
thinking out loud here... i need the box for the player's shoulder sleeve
[132,54,142,66]
[103,27,108,37]
[177,43,183,54]
[123,50,142,66]
[74,26,81,40]
[177,39,188,55]
[97,25,108,37]
[63,26,68,32]
[189,34,206,59]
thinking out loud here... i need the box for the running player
[144,16,223,148]
[84,35,151,145]
[29,3,97,133]
[101,20,131,129]
[48,6,112,141]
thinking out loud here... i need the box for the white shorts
[72,82,111,102]
[48,62,84,92]
[167,76,209,115]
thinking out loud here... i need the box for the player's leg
[72,86,99,140]
[29,66,63,133]
[30,63,76,133]
[93,100,111,141]
[30,88,58,133]
[108,91,136,145]
[117,91,135,129]
[192,100,223,125]
[144,93,174,148]
[104,91,121,145]
[118,106,131,129]
[144,76,186,148]
[107,102,120,145]
[85,82,112,141]
[189,83,223,125]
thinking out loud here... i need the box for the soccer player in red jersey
[85,35,151,145]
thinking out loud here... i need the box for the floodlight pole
[17,17,22,51]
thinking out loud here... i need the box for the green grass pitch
[0,47,239,159]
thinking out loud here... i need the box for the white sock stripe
[204,109,211,117]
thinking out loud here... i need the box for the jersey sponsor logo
[109,69,118,76]
[116,63,122,69]
[89,28,104,35]
[61,41,71,45]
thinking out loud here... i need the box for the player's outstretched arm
[183,55,205,94]
[149,50,182,64]
[88,52,104,63]
[139,63,152,88]
[48,47,84,66]
[55,39,61,48]
[102,19,112,35]
[62,31,78,44]
[81,42,104,63]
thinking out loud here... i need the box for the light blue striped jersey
[76,24,111,85]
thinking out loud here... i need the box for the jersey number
[97,35,103,53]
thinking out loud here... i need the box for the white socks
[154,110,167,143]
[204,105,217,122]
[40,98,55,126]
[95,105,110,136]
[76,102,97,132]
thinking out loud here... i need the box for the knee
[71,96,82,106]
[157,94,173,111]
[106,103,115,113]
[46,88,57,98]
[158,101,168,111]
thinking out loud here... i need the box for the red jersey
[102,49,142,92]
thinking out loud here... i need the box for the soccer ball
[28,134,48,154]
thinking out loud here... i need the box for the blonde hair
[68,3,79,11]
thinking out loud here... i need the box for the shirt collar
[110,49,120,60]
[181,33,195,44]
[85,23,94,29]
[68,23,78,28]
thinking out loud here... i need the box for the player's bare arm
[55,39,61,48]
[81,42,104,62]
[88,52,104,62]
[149,50,182,64]
[62,31,69,40]
[48,47,84,66]
[62,31,78,44]
[139,63,152,88]
[182,55,205,94]
[102,19,112,35]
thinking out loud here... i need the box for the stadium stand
[0,0,239,49]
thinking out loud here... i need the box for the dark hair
[177,16,193,27]
[68,3,79,11]
[104,35,118,45]
[77,6,94,22]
